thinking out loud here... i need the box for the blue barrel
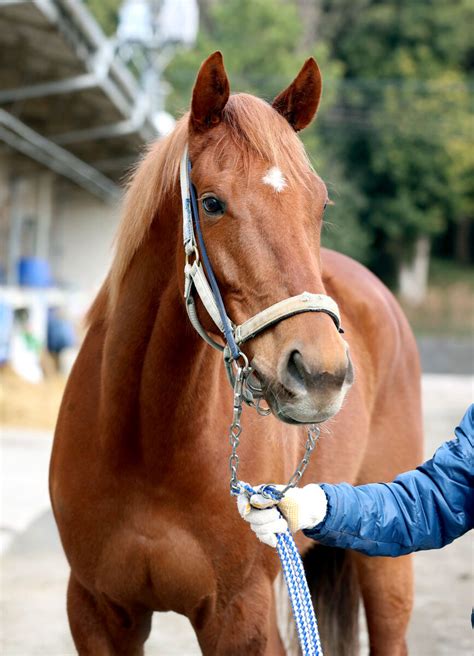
[17,257,51,287]
[47,309,76,353]
[0,302,13,364]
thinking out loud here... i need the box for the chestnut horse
[50,53,423,655]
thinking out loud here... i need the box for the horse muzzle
[253,345,354,425]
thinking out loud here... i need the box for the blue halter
[187,157,241,360]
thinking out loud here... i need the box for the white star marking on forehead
[262,166,287,192]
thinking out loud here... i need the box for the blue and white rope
[235,483,323,656]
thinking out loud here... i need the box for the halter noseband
[179,145,343,399]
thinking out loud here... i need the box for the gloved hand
[237,484,328,548]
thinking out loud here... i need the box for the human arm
[306,406,473,556]
[239,405,474,556]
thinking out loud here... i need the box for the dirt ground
[1,374,473,655]
[0,366,65,430]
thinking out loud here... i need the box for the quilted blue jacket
[304,405,474,557]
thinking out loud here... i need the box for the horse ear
[190,51,230,131]
[272,58,322,131]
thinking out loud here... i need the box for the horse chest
[148,527,218,613]
[91,522,212,616]
[97,505,250,616]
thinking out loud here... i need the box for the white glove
[237,484,328,548]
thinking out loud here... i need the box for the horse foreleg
[67,574,152,656]
[194,574,285,656]
[355,554,413,656]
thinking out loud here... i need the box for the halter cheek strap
[179,145,344,372]
[180,146,238,356]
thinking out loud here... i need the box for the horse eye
[323,201,328,211]
[202,195,225,217]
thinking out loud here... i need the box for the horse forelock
[218,94,313,185]
[87,93,313,327]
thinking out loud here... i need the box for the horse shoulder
[321,248,419,370]
[320,249,423,478]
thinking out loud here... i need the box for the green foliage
[369,73,472,251]
[166,0,316,112]
[319,0,474,274]
[322,203,371,263]
[83,0,121,36]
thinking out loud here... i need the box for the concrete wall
[51,182,121,294]
[0,149,122,296]
[0,154,10,277]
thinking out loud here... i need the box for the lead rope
[229,363,324,656]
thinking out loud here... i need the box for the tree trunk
[398,235,430,307]
[454,216,472,265]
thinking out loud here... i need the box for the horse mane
[87,93,312,326]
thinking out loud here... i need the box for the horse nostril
[283,348,348,393]
[286,350,308,388]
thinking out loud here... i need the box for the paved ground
[1,374,473,655]
[417,336,473,375]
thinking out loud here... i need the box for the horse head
[186,52,353,424]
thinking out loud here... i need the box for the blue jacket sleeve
[304,405,474,557]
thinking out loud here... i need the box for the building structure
[0,0,164,292]
[0,0,197,373]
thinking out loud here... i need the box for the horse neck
[99,202,226,469]
[139,282,227,469]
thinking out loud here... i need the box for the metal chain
[229,363,250,495]
[228,363,320,497]
[227,365,324,656]
[278,424,320,496]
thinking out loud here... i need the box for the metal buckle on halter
[224,347,254,405]
[223,347,272,414]
[184,239,199,264]
[184,244,197,300]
